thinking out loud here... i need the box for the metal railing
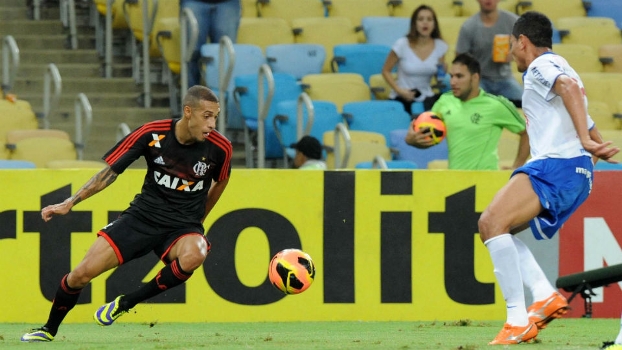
[1,35,19,95]
[40,63,63,129]
[117,122,131,141]
[217,35,235,135]
[333,122,351,169]
[74,93,93,160]
[256,64,275,169]
[180,7,198,98]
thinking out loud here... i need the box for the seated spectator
[291,135,327,170]
[382,5,448,114]
[405,53,529,170]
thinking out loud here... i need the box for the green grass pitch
[1,319,619,349]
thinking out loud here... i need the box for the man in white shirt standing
[478,11,619,345]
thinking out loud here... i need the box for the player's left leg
[479,173,542,345]
[94,233,209,326]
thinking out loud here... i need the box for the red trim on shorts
[160,232,207,263]
[97,231,124,265]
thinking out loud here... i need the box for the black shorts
[98,213,210,265]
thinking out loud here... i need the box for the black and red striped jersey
[103,119,232,228]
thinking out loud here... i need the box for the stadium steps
[0,0,247,169]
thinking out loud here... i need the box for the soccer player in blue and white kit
[478,11,620,345]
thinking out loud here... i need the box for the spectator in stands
[291,135,327,170]
[182,0,241,87]
[382,4,448,114]
[455,0,523,107]
[405,53,529,170]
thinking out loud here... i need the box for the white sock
[512,235,556,302]
[485,233,529,326]
[616,312,622,344]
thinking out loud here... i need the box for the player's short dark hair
[183,85,219,108]
[452,53,480,75]
[512,11,553,49]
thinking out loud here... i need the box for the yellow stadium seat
[153,17,181,74]
[516,0,586,23]
[301,73,370,112]
[556,17,621,52]
[6,129,77,167]
[241,0,257,17]
[237,17,294,52]
[497,129,520,165]
[389,0,460,17]
[323,128,391,169]
[599,44,622,73]
[581,72,622,113]
[437,17,467,47]
[324,0,391,43]
[0,99,39,159]
[94,0,128,29]
[461,0,519,16]
[292,17,359,73]
[257,0,325,24]
[427,159,448,169]
[552,43,603,73]
[589,100,619,130]
[123,0,161,56]
[369,73,392,100]
[46,160,108,169]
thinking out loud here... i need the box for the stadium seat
[241,0,258,17]
[599,44,622,73]
[437,16,467,47]
[323,0,391,42]
[388,0,461,17]
[0,99,39,159]
[93,0,129,66]
[516,0,586,23]
[588,100,619,130]
[256,0,325,24]
[273,99,343,164]
[551,44,603,73]
[343,100,412,145]
[331,44,391,84]
[237,17,295,52]
[497,129,521,166]
[292,17,359,73]
[556,17,621,51]
[301,73,371,112]
[323,126,392,169]
[266,44,326,80]
[389,129,448,168]
[584,0,622,30]
[581,72,622,114]
[361,16,410,47]
[369,73,392,100]
[355,158,418,169]
[461,0,519,16]
[0,160,36,169]
[234,72,303,165]
[200,43,266,130]
[594,161,622,170]
[46,160,108,169]
[5,129,77,168]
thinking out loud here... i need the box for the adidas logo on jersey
[154,156,165,165]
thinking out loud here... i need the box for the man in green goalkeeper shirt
[406,53,529,170]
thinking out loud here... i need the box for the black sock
[121,258,192,310]
[43,274,83,336]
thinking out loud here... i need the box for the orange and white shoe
[527,291,569,330]
[489,322,538,345]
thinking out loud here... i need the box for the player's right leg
[21,237,119,342]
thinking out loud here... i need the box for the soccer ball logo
[268,249,315,295]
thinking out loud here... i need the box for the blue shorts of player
[98,213,210,265]
[512,156,593,240]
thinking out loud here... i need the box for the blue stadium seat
[343,100,412,146]
[389,128,448,168]
[266,44,326,80]
[200,43,266,130]
[594,161,622,170]
[0,159,36,169]
[274,99,343,162]
[585,0,622,29]
[355,159,418,169]
[361,16,409,47]
[331,43,392,84]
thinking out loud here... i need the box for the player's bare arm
[41,166,119,222]
[554,75,620,162]
[404,123,435,149]
[201,177,229,223]
[510,130,530,169]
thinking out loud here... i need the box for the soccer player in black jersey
[21,86,233,342]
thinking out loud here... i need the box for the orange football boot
[527,292,569,330]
